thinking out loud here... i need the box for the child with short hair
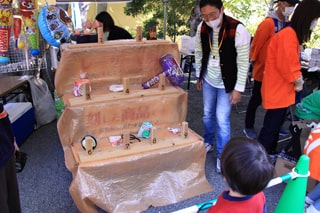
[208,137,274,213]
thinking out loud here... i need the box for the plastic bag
[28,77,56,128]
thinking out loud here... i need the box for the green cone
[274,155,310,213]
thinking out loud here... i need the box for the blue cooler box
[4,102,35,146]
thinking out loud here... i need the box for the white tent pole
[163,0,168,40]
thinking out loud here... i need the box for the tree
[124,0,195,42]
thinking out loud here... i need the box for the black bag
[15,151,27,173]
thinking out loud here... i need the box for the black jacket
[0,103,15,169]
[108,26,133,40]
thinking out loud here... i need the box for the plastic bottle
[54,90,64,118]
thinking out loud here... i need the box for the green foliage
[125,0,320,48]
[125,0,194,41]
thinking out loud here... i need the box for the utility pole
[163,0,168,40]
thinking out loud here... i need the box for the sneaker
[205,143,214,153]
[216,158,221,174]
[279,129,290,137]
[306,204,320,213]
[243,128,257,139]
[269,154,278,165]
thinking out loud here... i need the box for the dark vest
[200,14,241,93]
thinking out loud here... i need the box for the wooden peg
[136,26,142,42]
[181,121,188,138]
[150,126,157,144]
[84,83,91,100]
[84,136,94,155]
[123,78,130,94]
[158,73,166,90]
[97,27,104,44]
[123,132,130,150]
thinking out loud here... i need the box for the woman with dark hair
[258,0,320,155]
[207,137,274,212]
[93,11,132,40]
[243,0,299,139]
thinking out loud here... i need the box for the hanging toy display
[19,0,40,56]
[38,4,74,48]
[13,15,22,50]
[0,0,13,64]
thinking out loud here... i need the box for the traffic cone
[274,154,310,213]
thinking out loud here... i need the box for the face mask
[310,19,318,30]
[205,12,223,30]
[282,6,295,20]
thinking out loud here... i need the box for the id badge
[209,57,220,67]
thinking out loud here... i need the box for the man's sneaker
[205,143,214,153]
[216,158,221,174]
[243,128,257,139]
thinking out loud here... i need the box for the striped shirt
[195,22,250,92]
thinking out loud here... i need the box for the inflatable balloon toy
[20,0,40,56]
[38,4,74,48]
[0,3,13,64]
[142,54,185,89]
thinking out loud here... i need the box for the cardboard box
[275,157,296,177]
[275,156,316,192]
[4,102,35,146]
[70,34,97,44]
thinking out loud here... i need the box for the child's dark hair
[220,137,274,195]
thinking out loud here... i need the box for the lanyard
[208,28,225,55]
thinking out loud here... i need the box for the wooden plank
[65,40,171,50]
[73,128,203,164]
[68,86,180,107]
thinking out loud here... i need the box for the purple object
[142,54,184,89]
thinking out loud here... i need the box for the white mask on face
[310,19,318,30]
[282,6,295,21]
[205,12,223,30]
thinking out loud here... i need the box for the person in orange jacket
[258,0,320,155]
[243,0,299,139]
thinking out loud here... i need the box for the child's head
[221,137,274,196]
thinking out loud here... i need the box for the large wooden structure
[55,40,211,213]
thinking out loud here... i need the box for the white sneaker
[306,204,320,213]
[205,143,214,153]
[216,158,221,174]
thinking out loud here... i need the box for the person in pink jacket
[258,0,320,155]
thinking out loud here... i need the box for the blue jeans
[202,80,231,157]
[308,183,320,210]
